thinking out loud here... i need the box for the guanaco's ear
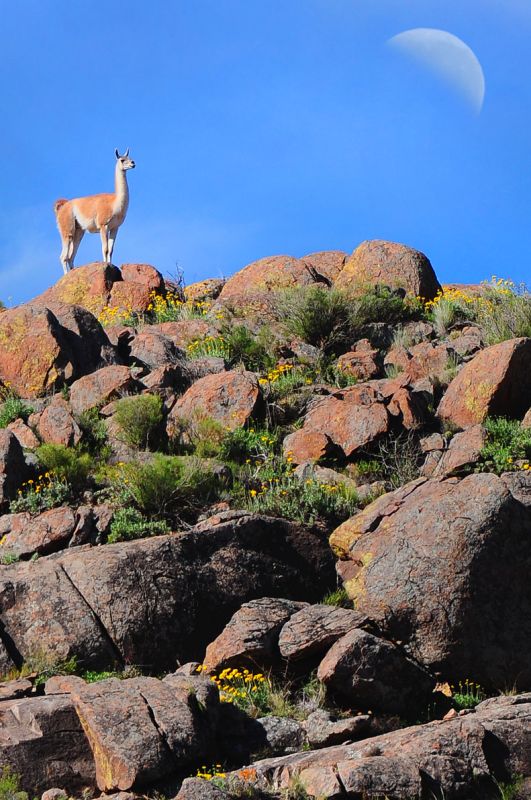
[124,148,130,158]
[115,148,120,159]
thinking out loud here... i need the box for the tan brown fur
[54,150,135,274]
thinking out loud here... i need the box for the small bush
[187,335,232,360]
[223,324,275,372]
[0,766,28,800]
[479,287,531,344]
[478,417,531,475]
[219,426,278,464]
[105,454,220,520]
[107,507,170,543]
[322,587,351,608]
[451,679,486,710]
[374,431,423,489]
[173,413,228,458]
[113,394,164,450]
[77,407,109,456]
[276,286,354,354]
[258,363,314,400]
[36,444,94,492]
[0,389,33,429]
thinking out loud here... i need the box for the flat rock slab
[0,512,335,674]
[221,694,531,800]
[278,604,370,662]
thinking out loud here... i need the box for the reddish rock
[0,678,33,701]
[6,419,40,449]
[108,280,152,314]
[69,366,138,415]
[0,506,95,559]
[0,429,30,505]
[0,694,95,794]
[387,386,427,429]
[219,255,319,300]
[42,302,119,375]
[523,407,531,428]
[332,473,531,687]
[302,709,371,749]
[433,425,486,477]
[69,677,208,791]
[317,628,435,715]
[385,341,455,383]
[335,240,442,300]
[289,385,389,462]
[34,263,120,315]
[37,398,81,447]
[129,329,186,370]
[168,370,261,434]
[203,597,307,673]
[151,319,214,349]
[0,512,335,674]
[437,338,531,428]
[302,250,348,284]
[185,278,225,303]
[0,305,75,398]
[120,263,164,291]
[336,340,381,382]
[278,604,369,661]
[225,693,531,800]
[282,430,337,464]
[447,325,483,357]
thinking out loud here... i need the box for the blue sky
[1,0,530,304]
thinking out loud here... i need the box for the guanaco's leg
[69,225,85,270]
[107,227,118,266]
[100,225,110,264]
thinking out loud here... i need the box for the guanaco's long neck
[114,164,129,214]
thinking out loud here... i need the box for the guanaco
[54,149,136,273]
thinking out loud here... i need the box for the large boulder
[221,693,531,800]
[35,263,121,315]
[0,511,335,674]
[128,329,187,371]
[168,370,262,434]
[317,628,435,716]
[331,473,531,688]
[219,255,320,301]
[69,365,139,415]
[302,250,348,284]
[202,597,307,673]
[283,384,390,462]
[36,397,82,447]
[438,338,531,428]
[335,240,442,300]
[0,305,75,397]
[40,302,119,375]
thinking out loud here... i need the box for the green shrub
[259,363,314,400]
[222,324,275,372]
[187,335,232,360]
[172,412,228,458]
[77,407,109,457]
[374,431,423,489]
[219,426,278,464]
[0,766,28,800]
[36,444,94,492]
[113,394,164,450]
[105,454,220,520]
[107,507,169,543]
[276,286,354,354]
[0,390,33,429]
[478,280,531,344]
[478,417,531,475]
[322,587,351,607]
[451,679,486,710]
[244,472,360,527]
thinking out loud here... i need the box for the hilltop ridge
[0,239,529,799]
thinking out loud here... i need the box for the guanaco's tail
[54,198,69,216]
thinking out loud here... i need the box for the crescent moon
[388,28,486,114]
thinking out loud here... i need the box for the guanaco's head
[115,148,136,170]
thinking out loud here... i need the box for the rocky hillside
[0,241,530,800]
